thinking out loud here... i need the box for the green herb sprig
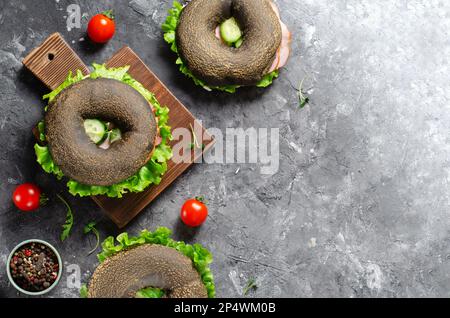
[57,194,73,242]
[242,278,258,296]
[188,123,206,150]
[84,221,100,255]
[298,78,310,109]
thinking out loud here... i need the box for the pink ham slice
[271,19,291,72]
[268,47,281,73]
[270,0,281,18]
[149,102,162,147]
[268,1,291,72]
[214,1,291,74]
[215,26,221,41]
[155,135,162,146]
[152,107,162,147]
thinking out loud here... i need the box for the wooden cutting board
[23,33,214,228]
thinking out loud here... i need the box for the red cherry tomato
[12,183,42,212]
[180,197,208,227]
[87,10,115,43]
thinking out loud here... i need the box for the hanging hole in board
[48,53,55,61]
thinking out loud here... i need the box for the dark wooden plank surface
[22,33,214,228]
[22,33,89,90]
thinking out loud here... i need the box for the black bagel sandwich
[35,64,173,198]
[163,0,292,93]
[80,227,215,298]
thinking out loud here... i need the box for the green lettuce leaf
[96,227,215,298]
[257,70,279,88]
[35,64,173,198]
[79,284,88,298]
[37,121,45,142]
[136,287,165,298]
[34,144,64,180]
[162,1,279,93]
[43,69,86,102]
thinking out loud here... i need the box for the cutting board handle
[22,33,89,90]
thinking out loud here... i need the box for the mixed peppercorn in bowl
[7,240,62,295]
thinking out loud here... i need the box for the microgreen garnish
[57,194,73,242]
[39,193,49,206]
[298,78,309,109]
[190,142,205,150]
[189,123,203,150]
[242,277,258,296]
[84,221,100,255]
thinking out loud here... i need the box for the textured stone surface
[1,0,450,298]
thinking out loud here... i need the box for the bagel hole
[83,118,124,149]
[217,17,243,48]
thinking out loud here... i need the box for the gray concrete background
[1,0,450,298]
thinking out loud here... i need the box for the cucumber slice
[84,119,106,144]
[220,18,242,44]
[234,38,243,48]
[109,128,122,143]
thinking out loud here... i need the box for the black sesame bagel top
[176,0,282,86]
[45,78,157,186]
[88,245,208,298]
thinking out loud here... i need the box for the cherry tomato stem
[101,10,114,20]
